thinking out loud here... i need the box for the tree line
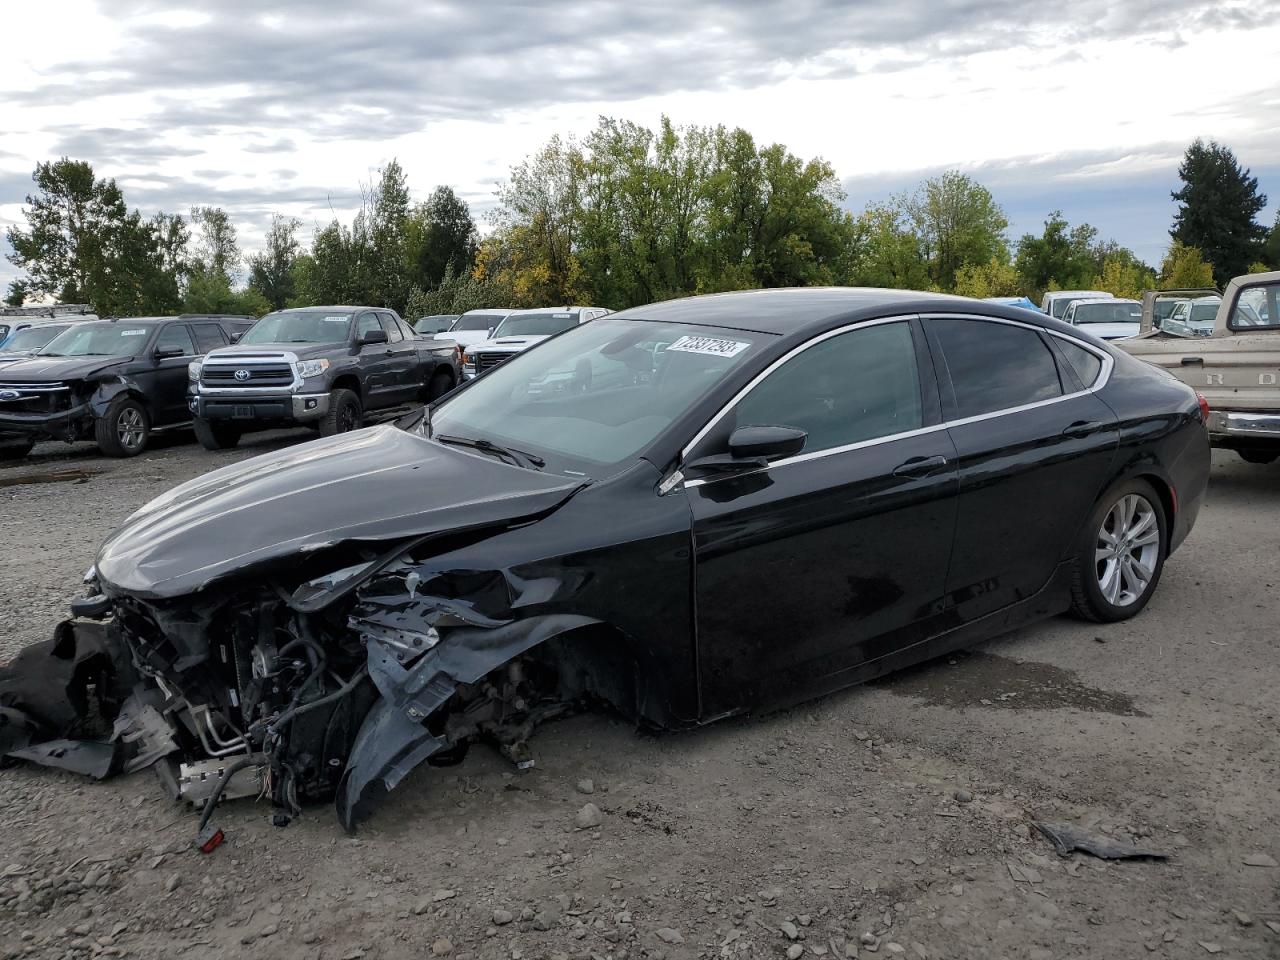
[6,121,1277,319]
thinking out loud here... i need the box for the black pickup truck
[0,314,254,459]
[188,305,460,449]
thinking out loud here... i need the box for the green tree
[1263,212,1280,270]
[1170,139,1267,285]
[407,186,478,293]
[5,158,130,306]
[1092,253,1157,301]
[845,203,930,289]
[404,263,512,318]
[899,171,1009,291]
[248,214,301,309]
[953,257,1021,298]
[1014,211,1099,298]
[189,206,240,284]
[1160,241,1215,288]
[4,280,27,307]
[365,159,412,310]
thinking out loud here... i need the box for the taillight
[1196,392,1210,423]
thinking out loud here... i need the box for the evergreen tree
[1170,139,1267,285]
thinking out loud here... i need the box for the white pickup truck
[1119,271,1280,463]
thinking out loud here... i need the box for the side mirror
[487,327,496,337]
[687,425,808,475]
[230,331,243,343]
[153,345,185,360]
[359,328,389,346]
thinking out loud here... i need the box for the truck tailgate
[1122,335,1280,412]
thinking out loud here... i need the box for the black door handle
[892,455,948,478]
[1180,357,1204,366]
[1062,420,1105,438]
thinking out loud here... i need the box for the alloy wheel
[1094,493,1159,607]
[117,408,145,451]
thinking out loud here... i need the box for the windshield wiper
[434,434,545,469]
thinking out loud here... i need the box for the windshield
[242,311,352,345]
[41,322,156,357]
[453,312,506,332]
[493,313,580,338]
[3,325,68,352]
[1072,303,1140,324]
[430,319,766,477]
[1154,299,1181,320]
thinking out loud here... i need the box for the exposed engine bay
[1,554,607,838]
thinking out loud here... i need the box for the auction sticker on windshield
[121,329,147,336]
[667,335,750,357]
[324,317,348,323]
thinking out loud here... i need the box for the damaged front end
[3,547,597,834]
[0,425,625,834]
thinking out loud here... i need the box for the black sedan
[1,289,1210,831]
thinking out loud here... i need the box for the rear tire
[1237,448,1279,464]
[1069,479,1166,623]
[0,439,34,460]
[95,397,150,457]
[319,388,362,437]
[426,370,455,401]
[193,418,243,451]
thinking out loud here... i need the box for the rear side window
[735,321,922,453]
[1054,338,1103,388]
[1231,282,1280,329]
[378,314,404,342]
[931,319,1063,420]
[191,322,227,353]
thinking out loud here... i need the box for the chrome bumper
[1208,410,1280,441]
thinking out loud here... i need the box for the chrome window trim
[680,312,1114,490]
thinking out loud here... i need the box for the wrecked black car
[0,289,1210,834]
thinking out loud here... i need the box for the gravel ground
[1,432,1278,960]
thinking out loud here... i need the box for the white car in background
[1061,297,1142,340]
[461,307,611,378]
[1160,296,1223,337]
[433,309,512,357]
[1040,289,1111,319]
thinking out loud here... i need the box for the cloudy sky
[2,0,1278,295]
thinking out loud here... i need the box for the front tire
[1069,479,1166,622]
[194,418,243,451]
[319,388,362,437]
[95,397,150,457]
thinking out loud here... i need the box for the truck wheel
[194,418,243,451]
[319,388,362,437]
[95,397,150,457]
[1068,479,1166,623]
[0,439,34,460]
[1237,449,1278,464]
[426,370,455,401]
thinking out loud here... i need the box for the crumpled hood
[96,425,585,599]
[0,355,131,381]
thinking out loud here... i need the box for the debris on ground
[1033,822,1169,860]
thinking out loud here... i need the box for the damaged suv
[0,289,1210,835]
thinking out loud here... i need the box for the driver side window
[155,323,196,357]
[734,322,923,454]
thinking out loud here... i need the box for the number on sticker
[121,329,146,336]
[667,335,750,358]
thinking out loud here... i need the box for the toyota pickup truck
[188,305,461,449]
[1120,271,1280,463]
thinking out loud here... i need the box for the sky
[2,0,1279,296]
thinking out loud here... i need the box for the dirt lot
[1,432,1278,960]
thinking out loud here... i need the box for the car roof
[1049,290,1110,298]
[502,306,601,316]
[608,287,1065,336]
[1188,296,1222,304]
[459,308,511,315]
[1070,298,1139,305]
[269,306,379,314]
